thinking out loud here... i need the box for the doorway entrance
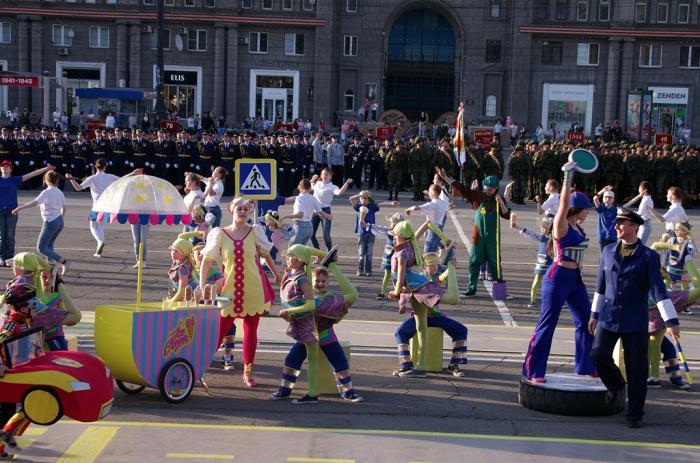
[262,88,288,124]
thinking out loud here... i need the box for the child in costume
[166,232,205,303]
[388,220,459,377]
[535,179,560,218]
[405,184,451,253]
[393,251,464,377]
[272,248,364,402]
[652,221,696,314]
[511,215,554,307]
[6,252,51,297]
[0,284,43,460]
[261,210,295,264]
[38,270,81,351]
[277,244,329,403]
[376,213,405,300]
[349,190,398,277]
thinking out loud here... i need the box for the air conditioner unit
[57,47,69,56]
[177,27,189,35]
[238,36,248,45]
[141,25,153,33]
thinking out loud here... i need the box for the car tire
[158,358,195,404]
[518,375,625,416]
[116,380,146,395]
[22,387,63,426]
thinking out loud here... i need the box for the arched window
[344,90,355,110]
[387,9,454,63]
[485,95,497,117]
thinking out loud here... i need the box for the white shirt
[80,172,120,203]
[184,189,204,212]
[312,181,340,208]
[293,192,323,221]
[35,186,65,222]
[637,195,654,221]
[105,115,115,128]
[418,198,450,224]
[541,193,559,216]
[203,179,224,208]
[663,202,687,227]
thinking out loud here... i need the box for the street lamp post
[153,0,166,126]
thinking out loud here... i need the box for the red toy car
[0,328,114,425]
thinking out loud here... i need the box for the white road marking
[448,211,518,327]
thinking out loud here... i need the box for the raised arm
[21,165,54,183]
[623,193,643,208]
[336,178,353,196]
[554,162,575,239]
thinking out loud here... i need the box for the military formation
[1,125,698,207]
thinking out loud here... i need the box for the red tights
[218,314,261,365]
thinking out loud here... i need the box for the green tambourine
[568,148,598,174]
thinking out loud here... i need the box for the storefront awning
[75,88,144,100]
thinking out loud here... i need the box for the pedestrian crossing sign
[235,159,277,200]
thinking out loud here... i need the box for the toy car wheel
[158,358,194,404]
[22,387,63,426]
[116,380,146,395]
[518,374,625,416]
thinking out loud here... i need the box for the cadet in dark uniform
[278,135,297,196]
[346,135,365,188]
[219,131,237,196]
[301,134,314,179]
[385,139,403,201]
[153,128,174,181]
[110,128,131,175]
[175,130,196,182]
[16,127,35,177]
[507,143,529,204]
[72,131,93,178]
[91,128,112,172]
[198,131,218,175]
[130,128,154,171]
[0,127,17,167]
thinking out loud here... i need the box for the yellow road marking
[351,331,394,336]
[166,453,234,460]
[56,425,119,463]
[58,421,700,450]
[16,438,35,447]
[288,458,354,463]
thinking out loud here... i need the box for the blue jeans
[310,207,332,250]
[0,209,18,260]
[131,223,150,262]
[638,219,652,245]
[290,221,312,246]
[206,205,222,228]
[37,215,65,263]
[423,223,444,253]
[357,233,376,274]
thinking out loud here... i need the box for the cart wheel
[116,379,146,395]
[22,387,63,426]
[159,358,195,404]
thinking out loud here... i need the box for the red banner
[161,120,180,132]
[376,127,394,141]
[654,134,673,145]
[566,131,585,143]
[0,75,40,87]
[86,120,105,140]
[472,129,494,149]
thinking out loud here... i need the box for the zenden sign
[649,87,689,105]
[235,159,277,200]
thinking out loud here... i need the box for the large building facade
[1,0,699,138]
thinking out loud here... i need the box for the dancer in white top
[623,180,655,244]
[309,168,352,250]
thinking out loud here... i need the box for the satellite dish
[175,34,183,52]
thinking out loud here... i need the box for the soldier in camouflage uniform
[480,143,502,180]
[507,142,529,204]
[535,140,558,199]
[652,145,676,205]
[385,139,404,201]
[676,146,698,208]
[409,137,431,201]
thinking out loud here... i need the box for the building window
[679,45,700,68]
[344,90,355,110]
[52,25,74,47]
[490,0,501,18]
[656,2,668,23]
[285,33,304,56]
[89,26,109,49]
[0,22,10,44]
[555,0,568,20]
[542,41,563,65]
[598,0,610,21]
[534,0,549,20]
[242,0,252,8]
[485,95,497,117]
[187,29,207,51]
[164,0,174,6]
[143,0,154,4]
[150,29,171,50]
[85,0,96,3]
[346,0,358,12]
[635,2,647,22]
[205,0,216,7]
[485,40,501,63]
[577,1,589,21]
[282,0,293,10]
[263,0,273,9]
[184,0,195,6]
[303,0,315,9]
[577,42,599,66]
[104,0,116,4]
[678,2,690,23]
[639,44,662,67]
[344,35,358,56]
[249,32,268,53]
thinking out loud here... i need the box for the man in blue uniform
[589,208,681,428]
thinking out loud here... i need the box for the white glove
[71,164,75,168]
[108,161,113,165]
[124,160,129,165]
[279,168,283,172]
[196,165,200,170]
[166,163,170,168]
[189,163,195,168]
[174,163,179,168]
[150,163,155,169]
[14,161,19,166]
[62,163,67,168]
[130,162,135,167]
[29,161,34,166]
[291,169,296,172]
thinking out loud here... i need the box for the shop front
[56,61,106,117]
[249,70,299,123]
[648,86,690,138]
[541,83,595,137]
[152,66,202,119]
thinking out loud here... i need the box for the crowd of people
[0,118,698,458]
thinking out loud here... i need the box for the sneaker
[222,354,234,371]
[94,242,105,257]
[448,364,466,377]
[478,271,485,280]
[398,368,426,378]
[270,390,292,400]
[133,262,147,269]
[292,394,319,404]
[0,432,17,449]
[627,418,642,429]
[670,376,691,390]
[392,367,411,377]
[646,378,661,388]
[376,293,386,300]
[320,245,338,268]
[681,307,693,315]
[343,393,364,402]
[61,259,69,276]
[527,303,535,308]
[365,272,372,278]
[461,289,477,297]
[356,271,364,277]
[243,373,256,387]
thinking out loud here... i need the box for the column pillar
[225,24,239,120]
[604,37,622,126]
[213,23,226,118]
[617,37,636,124]
[29,17,43,114]
[16,17,29,109]
[116,21,128,88]
[128,22,142,88]
[313,2,336,124]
